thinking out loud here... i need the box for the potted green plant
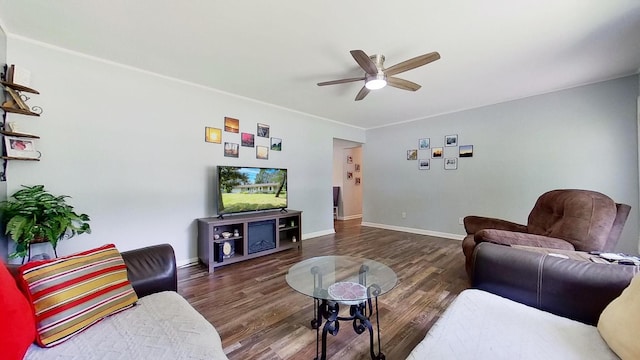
[0,185,91,260]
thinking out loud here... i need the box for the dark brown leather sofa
[119,243,178,297]
[405,242,639,359]
[462,189,631,277]
[471,242,638,325]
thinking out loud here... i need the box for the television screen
[217,166,287,214]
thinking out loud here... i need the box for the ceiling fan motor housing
[365,54,387,90]
[369,54,385,71]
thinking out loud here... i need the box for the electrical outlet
[401,212,407,219]
[458,217,464,225]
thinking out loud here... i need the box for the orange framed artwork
[224,117,239,133]
[205,127,222,143]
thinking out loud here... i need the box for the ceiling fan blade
[350,50,378,75]
[387,77,421,91]
[384,52,440,77]
[355,86,370,101]
[317,77,365,86]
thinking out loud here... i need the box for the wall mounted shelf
[0,64,43,181]
[0,80,40,94]
[0,106,40,116]
[1,156,39,161]
[0,130,40,139]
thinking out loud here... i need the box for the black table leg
[311,298,384,360]
[319,302,340,360]
[312,298,329,360]
[311,298,323,329]
[350,299,385,360]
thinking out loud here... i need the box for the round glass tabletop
[286,256,397,302]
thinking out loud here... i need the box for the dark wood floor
[178,219,470,360]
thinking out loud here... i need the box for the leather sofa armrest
[121,243,178,298]
[463,216,528,234]
[475,229,576,250]
[6,244,178,298]
[471,242,638,325]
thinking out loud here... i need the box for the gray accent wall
[363,75,640,255]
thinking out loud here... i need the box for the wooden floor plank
[178,219,470,360]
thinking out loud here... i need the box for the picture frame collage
[408,134,473,170]
[205,117,283,160]
[346,155,361,185]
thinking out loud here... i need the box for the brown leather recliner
[462,189,631,277]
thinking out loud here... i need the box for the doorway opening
[332,138,363,229]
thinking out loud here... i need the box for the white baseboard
[303,229,335,240]
[360,222,465,241]
[177,257,199,268]
[337,214,363,221]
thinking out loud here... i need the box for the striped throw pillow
[17,244,138,347]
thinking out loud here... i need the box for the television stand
[197,210,302,273]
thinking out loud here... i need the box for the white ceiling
[0,1,639,129]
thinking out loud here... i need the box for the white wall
[4,37,365,265]
[363,75,640,255]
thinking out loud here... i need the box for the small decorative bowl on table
[328,281,367,306]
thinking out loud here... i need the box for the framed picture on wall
[407,149,417,160]
[347,155,353,164]
[445,134,458,147]
[355,177,361,185]
[444,157,458,170]
[459,145,473,157]
[419,138,430,149]
[431,147,443,158]
[270,137,282,151]
[224,117,240,133]
[241,132,255,147]
[224,142,239,157]
[257,123,270,137]
[355,164,361,172]
[419,159,430,170]
[256,145,269,159]
[205,127,222,144]
[347,171,353,180]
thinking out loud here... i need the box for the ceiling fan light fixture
[365,73,387,90]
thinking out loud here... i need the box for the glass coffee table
[286,256,397,360]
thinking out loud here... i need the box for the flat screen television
[216,166,287,215]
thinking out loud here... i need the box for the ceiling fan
[317,50,441,101]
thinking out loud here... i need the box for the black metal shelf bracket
[1,64,6,182]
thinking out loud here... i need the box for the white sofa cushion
[24,291,227,359]
[406,289,617,360]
